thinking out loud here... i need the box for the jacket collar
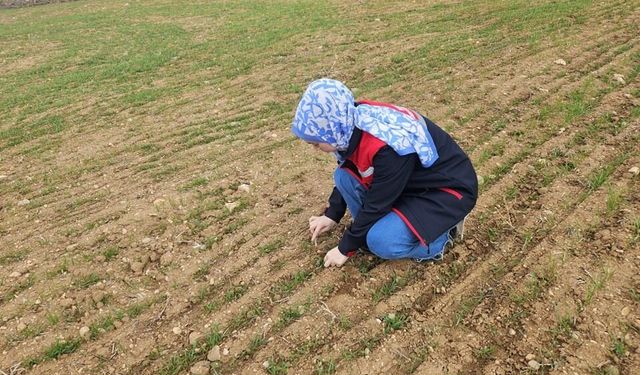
[338,127,362,160]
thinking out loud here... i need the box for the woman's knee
[366,225,398,260]
[367,213,420,260]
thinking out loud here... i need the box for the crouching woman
[291,79,477,267]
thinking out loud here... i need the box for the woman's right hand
[309,215,337,244]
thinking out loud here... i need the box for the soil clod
[190,361,210,375]
[207,345,221,362]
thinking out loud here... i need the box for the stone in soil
[160,252,173,266]
[554,58,567,66]
[188,331,203,345]
[95,346,110,358]
[613,73,625,85]
[92,291,106,304]
[629,166,639,176]
[525,354,535,361]
[79,326,90,338]
[9,271,21,278]
[237,183,251,193]
[190,361,210,375]
[225,201,240,213]
[527,360,541,370]
[130,261,145,274]
[17,199,30,206]
[172,326,182,335]
[207,345,221,362]
[17,322,27,332]
[621,306,630,317]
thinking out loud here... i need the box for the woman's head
[291,79,356,151]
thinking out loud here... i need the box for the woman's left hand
[324,246,349,268]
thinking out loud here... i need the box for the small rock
[16,322,27,332]
[387,313,396,320]
[153,198,166,207]
[554,58,567,66]
[605,365,620,375]
[0,175,7,180]
[528,360,541,370]
[114,320,122,329]
[262,360,270,369]
[92,291,106,304]
[160,252,173,266]
[222,347,229,355]
[237,184,251,193]
[17,199,30,206]
[621,306,630,317]
[629,167,639,176]
[60,298,74,308]
[95,255,106,263]
[613,74,625,85]
[623,93,632,99]
[190,361,210,375]
[525,354,536,361]
[140,255,150,265]
[477,175,485,185]
[225,202,240,213]
[66,243,78,251]
[80,326,90,338]
[188,331,203,345]
[149,252,159,262]
[141,237,152,244]
[509,328,516,336]
[130,261,145,274]
[172,326,182,335]
[9,271,21,278]
[95,346,110,358]
[207,345,221,361]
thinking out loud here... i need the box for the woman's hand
[324,246,349,267]
[309,215,337,244]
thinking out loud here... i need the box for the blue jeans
[334,168,450,261]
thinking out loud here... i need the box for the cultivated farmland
[0,1,639,374]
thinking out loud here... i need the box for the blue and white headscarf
[291,78,439,167]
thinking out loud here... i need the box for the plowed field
[1,1,639,374]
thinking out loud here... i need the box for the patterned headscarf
[291,78,439,167]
